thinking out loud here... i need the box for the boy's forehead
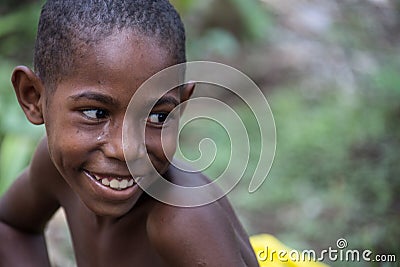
[70,30,176,88]
[52,30,183,109]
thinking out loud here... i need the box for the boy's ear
[11,66,45,125]
[179,82,195,114]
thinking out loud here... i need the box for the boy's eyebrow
[68,92,117,105]
[153,96,180,107]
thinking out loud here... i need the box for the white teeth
[119,180,128,189]
[110,179,119,189]
[101,178,135,190]
[88,171,136,190]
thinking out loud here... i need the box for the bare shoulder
[145,165,258,267]
[0,137,63,233]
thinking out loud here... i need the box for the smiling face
[40,31,190,217]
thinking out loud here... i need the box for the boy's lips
[83,170,143,191]
[81,168,145,210]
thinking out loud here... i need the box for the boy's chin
[84,190,144,218]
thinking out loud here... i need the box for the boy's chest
[63,202,166,266]
[71,232,166,267]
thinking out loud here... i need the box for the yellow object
[250,234,329,267]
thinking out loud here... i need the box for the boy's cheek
[146,130,177,168]
[47,136,82,165]
[46,126,92,171]
[164,127,180,158]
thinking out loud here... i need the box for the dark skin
[0,31,258,266]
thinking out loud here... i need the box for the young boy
[0,0,259,266]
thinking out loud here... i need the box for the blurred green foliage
[181,84,400,266]
[174,1,400,266]
[0,1,44,194]
[0,0,399,266]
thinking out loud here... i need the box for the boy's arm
[0,138,61,266]
[0,220,51,266]
[148,202,259,267]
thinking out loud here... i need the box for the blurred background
[0,0,399,266]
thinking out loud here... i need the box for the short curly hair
[34,0,186,91]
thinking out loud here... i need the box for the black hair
[34,0,186,91]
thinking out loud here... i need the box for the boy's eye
[82,109,108,120]
[147,113,169,125]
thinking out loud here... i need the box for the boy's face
[41,31,191,216]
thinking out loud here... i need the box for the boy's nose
[102,130,125,161]
[123,134,146,162]
[102,124,145,162]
